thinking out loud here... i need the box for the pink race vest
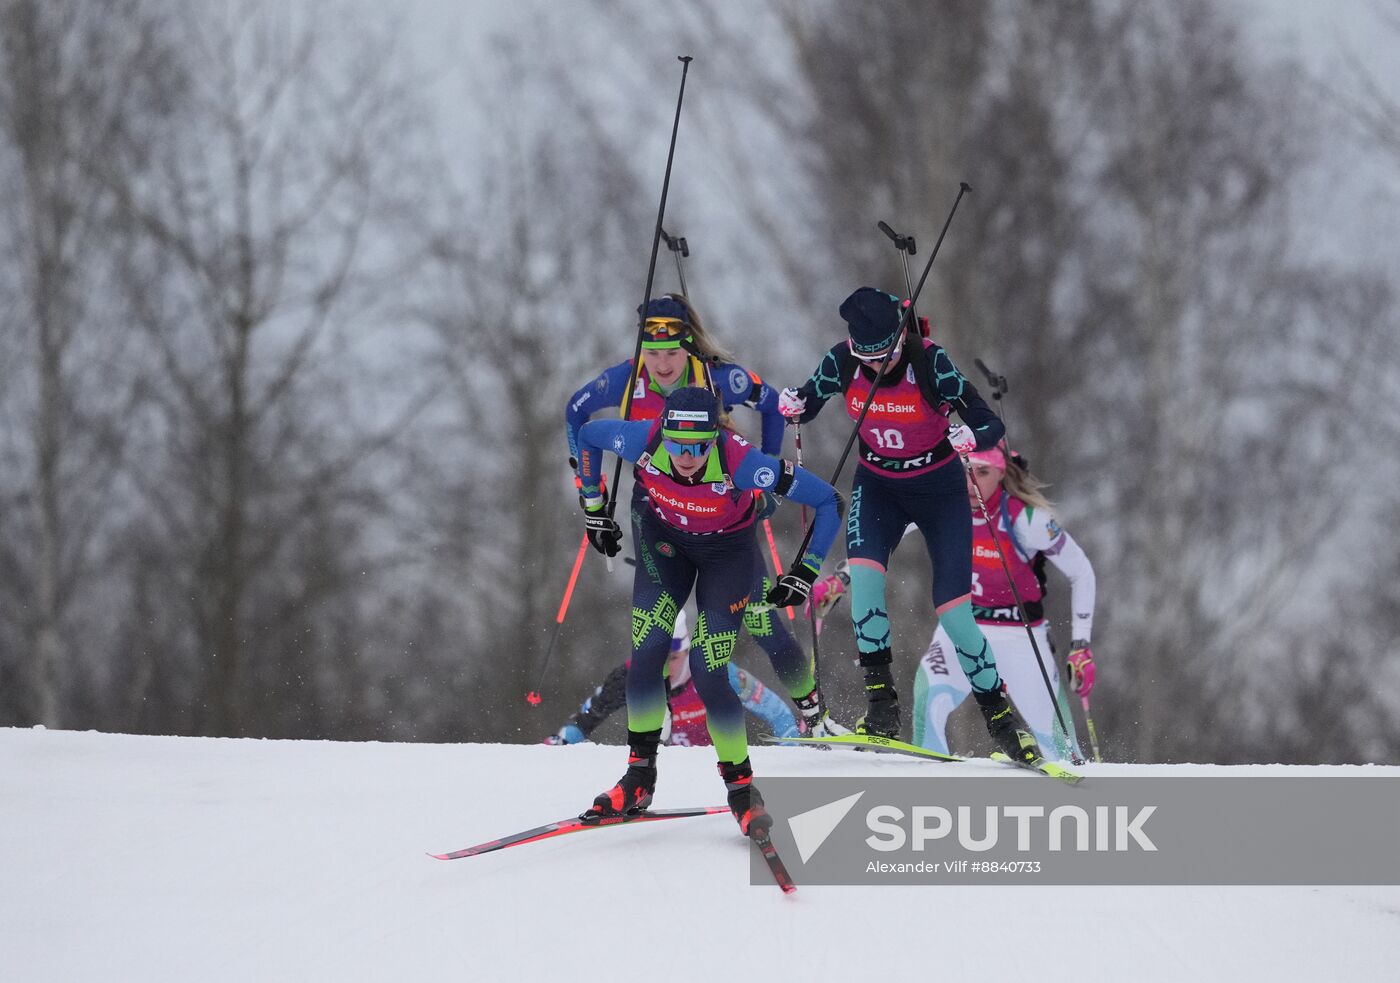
[845,339,954,477]
[622,357,717,422]
[970,490,1043,609]
[636,426,758,535]
[624,363,667,422]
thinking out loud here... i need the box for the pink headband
[966,445,1006,470]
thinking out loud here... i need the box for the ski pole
[529,469,614,703]
[525,534,591,706]
[1081,694,1103,762]
[761,518,795,621]
[876,217,931,348]
[973,357,1009,435]
[661,227,690,297]
[657,227,720,400]
[796,424,824,710]
[789,183,971,566]
[606,56,694,521]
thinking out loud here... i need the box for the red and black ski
[751,826,797,894]
[429,807,728,861]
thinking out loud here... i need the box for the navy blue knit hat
[839,287,903,354]
[661,386,719,440]
[640,296,692,323]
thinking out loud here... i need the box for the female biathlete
[574,387,840,834]
[913,444,1097,762]
[778,287,1040,763]
[565,294,842,736]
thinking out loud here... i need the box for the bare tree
[0,0,176,727]
[1061,2,1392,762]
[102,1,430,737]
[406,37,655,741]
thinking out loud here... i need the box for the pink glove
[1067,644,1095,697]
[806,569,848,617]
[948,424,977,454]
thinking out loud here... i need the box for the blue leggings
[628,506,763,764]
[630,490,812,698]
[845,460,1003,694]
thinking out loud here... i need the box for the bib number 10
[869,428,905,450]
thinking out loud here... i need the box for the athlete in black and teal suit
[779,287,1042,764]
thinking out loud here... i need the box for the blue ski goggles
[662,437,713,459]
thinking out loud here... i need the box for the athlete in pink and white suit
[912,444,1097,762]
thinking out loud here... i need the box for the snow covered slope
[4,728,1398,982]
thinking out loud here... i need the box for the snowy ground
[4,728,1399,982]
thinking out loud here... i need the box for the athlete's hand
[766,564,818,607]
[755,490,781,521]
[1066,643,1095,697]
[948,424,978,455]
[807,564,850,617]
[583,507,622,557]
[778,387,807,420]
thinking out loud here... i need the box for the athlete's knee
[742,584,775,637]
[632,592,680,650]
[689,610,739,674]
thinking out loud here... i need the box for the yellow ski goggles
[641,317,691,349]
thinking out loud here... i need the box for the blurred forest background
[1,0,1396,763]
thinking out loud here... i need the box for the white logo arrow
[788,791,865,863]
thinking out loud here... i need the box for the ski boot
[582,729,660,823]
[795,688,852,737]
[718,758,771,837]
[854,654,899,739]
[973,687,1041,764]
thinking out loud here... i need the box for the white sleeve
[1012,504,1061,554]
[1013,506,1095,641]
[1043,528,1096,643]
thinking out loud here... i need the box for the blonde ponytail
[1001,455,1054,511]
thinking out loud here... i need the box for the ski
[765,732,960,762]
[764,733,1082,784]
[429,806,729,860]
[751,825,797,894]
[989,751,1084,785]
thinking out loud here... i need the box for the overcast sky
[393,0,1398,263]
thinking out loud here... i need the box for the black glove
[584,507,622,557]
[766,564,818,607]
